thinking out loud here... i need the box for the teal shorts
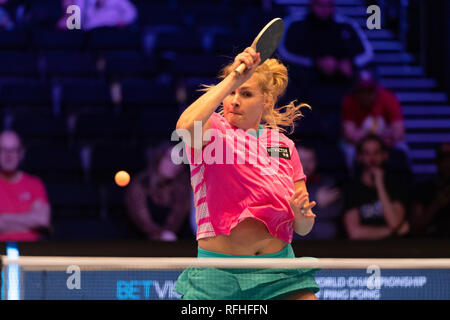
[173,244,320,300]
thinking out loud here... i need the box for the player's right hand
[231,47,261,82]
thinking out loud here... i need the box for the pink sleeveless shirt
[186,112,306,243]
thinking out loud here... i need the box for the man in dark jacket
[279,0,374,111]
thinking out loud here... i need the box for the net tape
[2,256,450,271]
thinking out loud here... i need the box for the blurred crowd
[0,0,448,241]
[0,0,138,30]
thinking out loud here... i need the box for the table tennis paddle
[235,17,285,74]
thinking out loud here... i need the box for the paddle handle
[235,63,246,74]
[235,42,258,75]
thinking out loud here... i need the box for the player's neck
[0,170,22,182]
[242,119,262,133]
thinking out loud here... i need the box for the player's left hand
[290,191,316,218]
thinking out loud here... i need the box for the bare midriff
[198,218,288,256]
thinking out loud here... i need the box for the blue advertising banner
[20,268,450,300]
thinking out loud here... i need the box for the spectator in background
[0,0,30,29]
[0,0,14,29]
[294,144,343,240]
[125,141,192,241]
[343,134,409,240]
[279,0,373,109]
[409,143,450,238]
[57,0,137,30]
[0,131,51,241]
[340,72,408,172]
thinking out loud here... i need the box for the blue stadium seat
[59,78,112,111]
[45,51,99,77]
[73,113,134,143]
[0,30,29,50]
[170,53,230,78]
[154,31,205,54]
[10,115,68,142]
[20,144,83,182]
[103,51,160,78]
[187,6,238,32]
[31,29,86,51]
[0,52,38,77]
[135,108,178,139]
[88,28,142,51]
[0,80,52,109]
[120,78,178,108]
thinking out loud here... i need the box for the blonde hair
[203,58,311,134]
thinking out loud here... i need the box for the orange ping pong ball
[115,170,130,187]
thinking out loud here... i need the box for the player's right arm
[176,48,260,148]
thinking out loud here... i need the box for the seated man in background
[125,141,192,242]
[409,142,450,238]
[343,134,409,240]
[0,131,51,241]
[340,73,408,171]
[294,144,343,240]
[279,0,373,109]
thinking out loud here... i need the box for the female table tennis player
[174,47,320,300]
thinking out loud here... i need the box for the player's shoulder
[267,128,295,147]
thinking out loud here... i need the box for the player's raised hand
[230,47,261,84]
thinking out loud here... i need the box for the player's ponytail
[256,58,310,134]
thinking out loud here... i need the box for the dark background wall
[1,238,449,258]
[421,0,450,97]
